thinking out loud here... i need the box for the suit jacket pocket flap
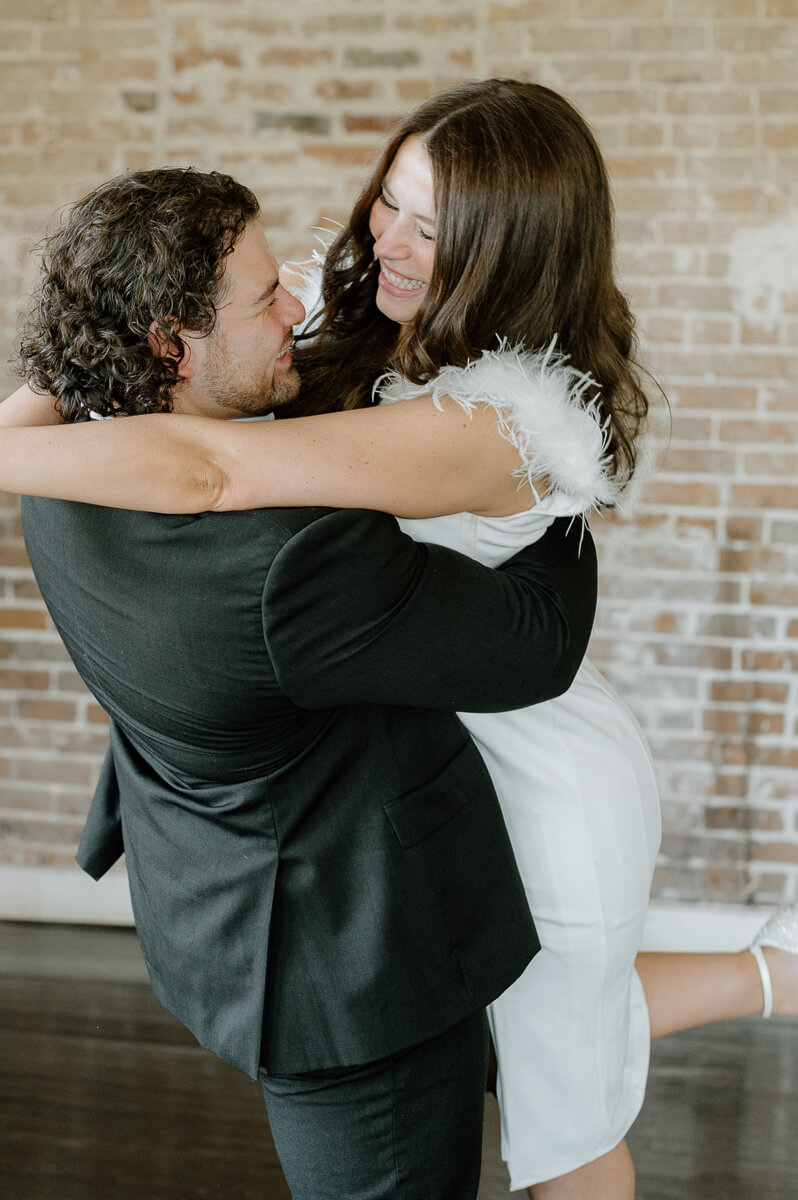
[383,743,471,849]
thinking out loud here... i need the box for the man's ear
[147,320,193,379]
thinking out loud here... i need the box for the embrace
[4,79,798,1200]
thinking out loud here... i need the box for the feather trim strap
[377,340,622,514]
[281,225,340,340]
[283,251,325,338]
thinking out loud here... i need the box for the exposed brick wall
[1,1,796,907]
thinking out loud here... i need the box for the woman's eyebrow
[382,181,435,226]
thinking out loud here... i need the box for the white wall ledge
[0,866,776,951]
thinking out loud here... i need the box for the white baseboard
[640,901,774,953]
[0,865,776,951]
[0,864,134,926]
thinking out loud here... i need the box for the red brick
[0,0,73,20]
[55,671,91,695]
[174,48,244,72]
[12,580,43,600]
[665,90,753,117]
[645,480,720,508]
[744,451,798,475]
[743,650,798,673]
[315,80,377,102]
[747,712,785,736]
[751,583,798,607]
[710,773,748,799]
[674,0,760,12]
[0,546,32,569]
[751,841,798,864]
[725,516,762,541]
[0,786,54,812]
[750,874,789,903]
[702,868,750,899]
[675,516,719,539]
[79,0,154,17]
[730,483,798,510]
[760,88,798,115]
[608,154,677,178]
[710,680,788,704]
[662,448,737,475]
[0,815,84,846]
[395,13,476,32]
[18,699,76,722]
[691,318,734,345]
[668,416,713,443]
[705,807,783,833]
[675,386,757,412]
[704,710,742,735]
[661,644,734,670]
[721,419,798,444]
[0,609,48,630]
[0,670,49,692]
[763,122,798,151]
[14,759,93,785]
[302,143,376,167]
[750,748,798,770]
[716,547,748,573]
[577,0,666,14]
[344,115,402,134]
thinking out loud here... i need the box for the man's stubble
[202,333,302,419]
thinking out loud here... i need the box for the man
[11,168,597,1199]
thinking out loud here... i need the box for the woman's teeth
[382,265,426,291]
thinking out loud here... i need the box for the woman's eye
[419,228,435,242]
[379,192,398,211]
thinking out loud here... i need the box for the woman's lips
[378,263,427,297]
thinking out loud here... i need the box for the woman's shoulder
[378,342,624,516]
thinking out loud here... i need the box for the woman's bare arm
[0,385,63,427]
[0,397,541,517]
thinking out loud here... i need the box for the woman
[3,80,798,1199]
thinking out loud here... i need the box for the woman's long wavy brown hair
[291,78,650,485]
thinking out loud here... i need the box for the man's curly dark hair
[17,167,260,422]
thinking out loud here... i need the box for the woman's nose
[373,220,409,259]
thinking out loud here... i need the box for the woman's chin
[375,287,424,325]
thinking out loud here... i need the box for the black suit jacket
[21,499,596,1078]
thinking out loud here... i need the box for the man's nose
[282,288,305,328]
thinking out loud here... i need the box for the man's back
[22,497,584,1077]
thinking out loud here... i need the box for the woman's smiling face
[369,135,437,324]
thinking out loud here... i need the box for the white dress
[291,265,662,1188]
[381,353,662,1189]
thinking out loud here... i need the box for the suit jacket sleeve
[262,510,597,712]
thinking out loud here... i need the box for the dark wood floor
[1,923,797,1199]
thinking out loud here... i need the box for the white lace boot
[750,905,798,1018]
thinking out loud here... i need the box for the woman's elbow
[201,456,234,512]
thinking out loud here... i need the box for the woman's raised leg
[636,943,798,1039]
[528,1140,635,1200]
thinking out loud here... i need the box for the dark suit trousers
[259,1010,489,1199]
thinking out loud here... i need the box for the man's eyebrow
[382,181,435,227]
[252,279,279,306]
